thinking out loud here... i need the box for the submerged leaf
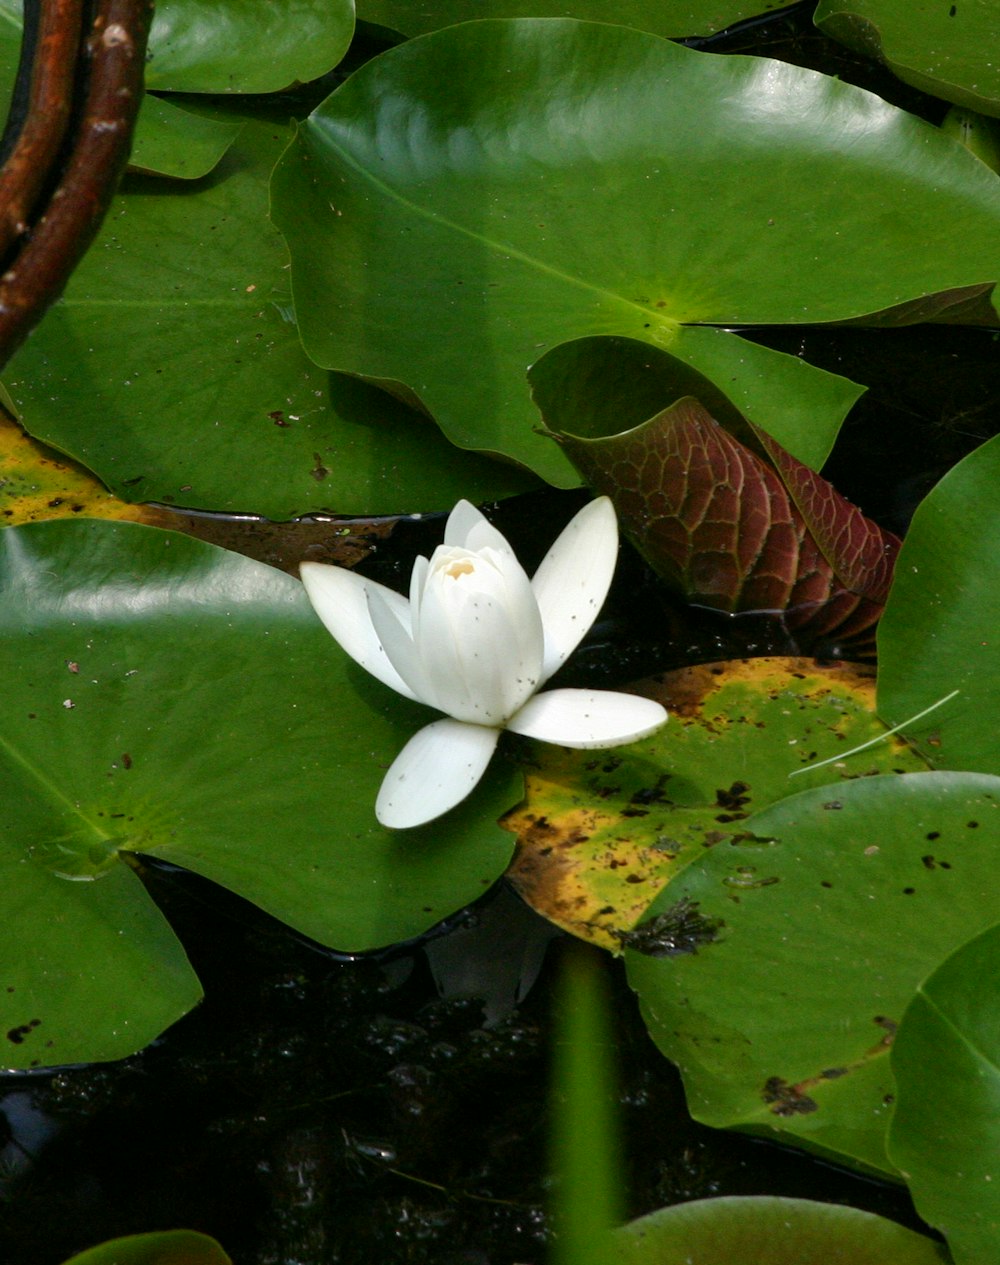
[60,1229,232,1265]
[612,1196,946,1264]
[547,395,899,648]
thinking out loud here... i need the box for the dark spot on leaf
[6,1018,41,1044]
[122,753,132,769]
[621,807,649,818]
[873,1016,897,1045]
[821,1068,847,1080]
[820,880,833,888]
[762,1077,818,1116]
[310,453,330,481]
[902,887,915,895]
[968,821,980,829]
[625,874,645,885]
[822,801,842,810]
[269,410,290,427]
[926,831,940,840]
[714,781,751,811]
[630,777,671,807]
[921,855,936,869]
[616,897,724,958]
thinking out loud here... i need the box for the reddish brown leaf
[754,425,900,605]
[554,396,900,648]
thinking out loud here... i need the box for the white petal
[413,546,544,724]
[532,497,619,681]
[376,718,501,829]
[366,587,433,704]
[299,562,418,701]
[444,500,516,555]
[506,688,667,749]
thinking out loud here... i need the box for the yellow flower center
[445,560,475,579]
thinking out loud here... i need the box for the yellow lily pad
[0,409,156,526]
[504,657,931,950]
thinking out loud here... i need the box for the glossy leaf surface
[816,0,1000,116]
[144,0,353,93]
[889,922,1000,1264]
[0,520,519,1068]
[273,19,1000,486]
[0,5,241,179]
[612,1196,947,1264]
[505,658,928,950]
[878,433,1000,775]
[130,96,244,180]
[543,393,899,644]
[358,0,796,38]
[60,1230,232,1265]
[0,0,353,99]
[2,119,537,517]
[626,772,1000,1174]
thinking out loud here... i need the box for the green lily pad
[0,519,519,1068]
[358,0,796,39]
[504,658,929,950]
[1,116,537,517]
[877,432,1000,775]
[60,1230,231,1265]
[145,0,354,94]
[889,921,1000,1264]
[272,18,1000,487]
[611,1196,947,1264]
[130,95,244,180]
[0,1,348,176]
[816,0,1000,117]
[625,771,1000,1175]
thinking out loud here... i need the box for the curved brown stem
[0,0,153,370]
[0,0,85,258]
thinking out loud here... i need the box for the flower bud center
[444,560,476,579]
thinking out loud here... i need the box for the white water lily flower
[300,497,667,829]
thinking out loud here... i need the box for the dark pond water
[3,2,1000,1262]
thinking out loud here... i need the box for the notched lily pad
[0,519,518,1069]
[503,657,928,950]
[627,771,1000,1174]
[273,18,1000,488]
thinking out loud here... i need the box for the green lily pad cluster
[2,1,1000,1259]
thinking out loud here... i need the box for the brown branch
[0,0,86,258]
[0,0,153,370]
